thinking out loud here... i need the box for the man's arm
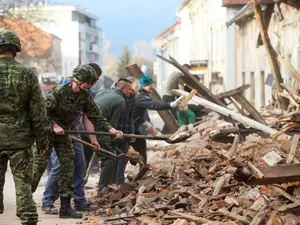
[27,70,50,151]
[83,95,123,139]
[135,94,171,110]
[82,113,100,151]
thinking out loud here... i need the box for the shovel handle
[71,136,120,159]
[66,130,170,141]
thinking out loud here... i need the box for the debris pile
[87,112,300,225]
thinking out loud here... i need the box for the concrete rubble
[84,110,300,225]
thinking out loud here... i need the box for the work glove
[170,96,184,108]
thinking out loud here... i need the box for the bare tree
[0,0,52,23]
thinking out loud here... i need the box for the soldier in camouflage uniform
[32,64,124,219]
[0,30,50,225]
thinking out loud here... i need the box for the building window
[90,19,96,28]
[250,72,255,104]
[260,71,265,107]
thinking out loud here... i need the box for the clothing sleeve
[27,70,50,150]
[83,94,113,131]
[110,99,125,128]
[44,86,59,123]
[135,94,171,110]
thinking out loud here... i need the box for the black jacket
[133,88,171,129]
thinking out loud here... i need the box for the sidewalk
[1,168,99,225]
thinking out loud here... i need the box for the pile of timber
[85,111,300,225]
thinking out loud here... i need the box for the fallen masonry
[84,109,300,225]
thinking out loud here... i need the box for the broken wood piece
[278,201,300,212]
[213,176,226,196]
[235,164,300,185]
[173,89,280,136]
[228,134,240,158]
[247,162,264,179]
[287,134,300,164]
[252,0,282,93]
[178,89,197,111]
[249,208,267,225]
[277,53,300,87]
[218,208,250,224]
[271,185,300,203]
[169,211,212,223]
[217,84,265,124]
[104,215,136,222]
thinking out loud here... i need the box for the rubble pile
[87,113,300,225]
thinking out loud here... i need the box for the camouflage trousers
[0,147,38,225]
[32,133,75,198]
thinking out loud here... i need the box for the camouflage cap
[0,30,21,52]
[72,64,97,83]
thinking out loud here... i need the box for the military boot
[59,197,82,219]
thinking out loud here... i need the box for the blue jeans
[115,140,130,185]
[42,133,87,208]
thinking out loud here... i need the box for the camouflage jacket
[0,56,50,150]
[45,83,112,131]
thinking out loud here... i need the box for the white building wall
[34,6,104,80]
[236,4,300,108]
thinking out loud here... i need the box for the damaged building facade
[153,0,300,109]
[153,0,247,96]
[228,1,300,108]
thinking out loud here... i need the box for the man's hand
[170,96,184,108]
[53,123,64,135]
[114,130,124,139]
[39,149,47,157]
[91,140,100,152]
[109,128,124,140]
[130,137,136,143]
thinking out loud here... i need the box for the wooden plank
[235,164,300,185]
[218,208,250,224]
[277,52,300,86]
[252,0,282,92]
[287,135,300,164]
[213,175,226,196]
[248,162,264,179]
[178,89,197,111]
[173,89,279,135]
[169,211,212,223]
[271,185,300,203]
[156,54,227,108]
[249,208,267,225]
[125,63,179,133]
[278,201,300,212]
[228,134,240,158]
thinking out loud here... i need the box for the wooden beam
[174,89,279,135]
[218,208,250,224]
[235,164,300,185]
[178,89,197,111]
[252,0,288,109]
[249,208,267,225]
[156,54,227,108]
[256,3,274,47]
[286,135,299,164]
[277,53,300,86]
